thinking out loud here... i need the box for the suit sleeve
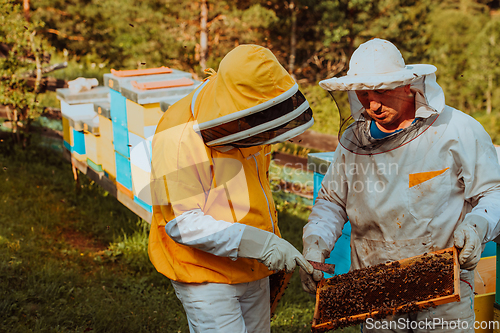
[151,121,243,258]
[454,116,500,243]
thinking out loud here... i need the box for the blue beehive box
[105,68,193,160]
[134,195,153,213]
[115,151,132,191]
[160,96,185,113]
[109,89,129,158]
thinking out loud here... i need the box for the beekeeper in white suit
[300,38,500,332]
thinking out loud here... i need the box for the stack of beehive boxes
[103,67,200,213]
[58,67,200,216]
[57,87,110,164]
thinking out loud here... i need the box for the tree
[0,0,53,145]
[30,0,280,77]
[31,0,200,72]
[289,0,297,79]
[200,0,208,70]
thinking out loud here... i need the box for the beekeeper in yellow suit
[148,44,315,333]
[300,38,500,332]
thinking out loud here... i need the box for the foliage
[301,83,342,135]
[204,1,278,68]
[31,0,279,77]
[105,219,152,273]
[31,0,195,72]
[425,0,491,113]
[0,0,54,144]
[23,0,500,135]
[366,0,437,64]
[465,18,500,115]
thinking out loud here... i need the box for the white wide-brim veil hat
[319,38,437,91]
[319,38,445,121]
[318,38,447,154]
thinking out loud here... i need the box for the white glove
[454,215,488,270]
[238,226,313,274]
[300,235,331,294]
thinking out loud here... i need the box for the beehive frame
[312,246,460,331]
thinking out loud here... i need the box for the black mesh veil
[230,108,313,148]
[328,86,440,155]
[200,89,313,148]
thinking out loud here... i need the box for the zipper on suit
[251,155,275,234]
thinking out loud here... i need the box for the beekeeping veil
[191,44,314,149]
[319,38,445,155]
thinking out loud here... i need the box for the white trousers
[171,277,270,333]
[361,270,475,333]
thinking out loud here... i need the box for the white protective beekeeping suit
[301,39,500,332]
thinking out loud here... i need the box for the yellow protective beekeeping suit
[148,45,297,284]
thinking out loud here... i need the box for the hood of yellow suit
[191,44,313,148]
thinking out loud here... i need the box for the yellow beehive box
[72,152,86,162]
[98,115,113,141]
[82,116,102,171]
[100,137,116,179]
[84,132,101,170]
[62,116,71,148]
[68,125,74,147]
[125,99,163,138]
[131,163,152,206]
[474,256,496,333]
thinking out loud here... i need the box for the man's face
[355,85,414,131]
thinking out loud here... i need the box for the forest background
[2,1,500,332]
[3,0,500,142]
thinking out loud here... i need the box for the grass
[272,141,324,158]
[0,139,188,333]
[300,84,344,136]
[0,138,358,333]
